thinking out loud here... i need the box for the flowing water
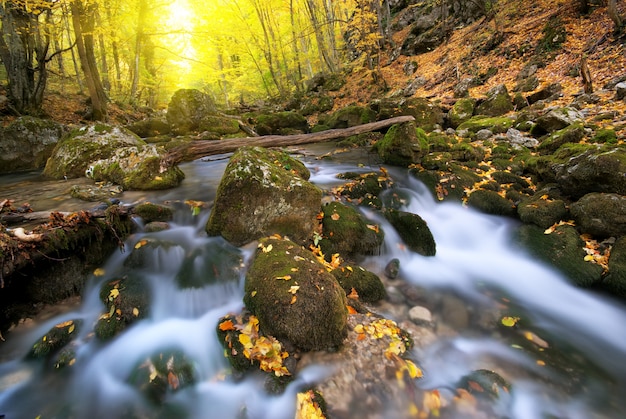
[1,145,626,418]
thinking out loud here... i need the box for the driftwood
[161,115,416,168]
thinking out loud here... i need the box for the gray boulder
[571,193,626,238]
[533,106,584,134]
[475,84,513,117]
[0,117,66,174]
[166,89,217,134]
[616,82,626,101]
[206,146,322,246]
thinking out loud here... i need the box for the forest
[0,0,396,120]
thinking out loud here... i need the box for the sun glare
[167,0,193,28]
[164,0,196,89]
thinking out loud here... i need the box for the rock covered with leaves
[243,236,348,351]
[206,146,322,246]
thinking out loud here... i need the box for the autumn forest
[0,0,391,120]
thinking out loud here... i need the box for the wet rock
[70,183,123,202]
[384,258,400,279]
[475,84,513,117]
[331,265,387,303]
[448,98,476,128]
[206,146,321,246]
[410,164,480,202]
[175,239,243,289]
[0,116,66,174]
[28,319,82,359]
[143,222,171,233]
[133,203,174,223]
[166,89,217,134]
[457,369,511,400]
[244,237,348,351]
[602,236,626,299]
[440,294,469,329]
[374,121,428,167]
[570,193,626,238]
[466,189,516,217]
[514,224,603,287]
[319,201,384,259]
[517,196,568,229]
[383,208,436,256]
[408,306,432,325]
[94,274,151,340]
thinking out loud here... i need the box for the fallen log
[161,115,416,168]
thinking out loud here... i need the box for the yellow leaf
[133,307,140,317]
[290,295,297,304]
[263,244,273,253]
[251,290,257,297]
[108,288,120,301]
[239,333,252,349]
[290,267,299,272]
[93,268,106,277]
[536,359,546,366]
[288,285,300,294]
[275,275,292,281]
[501,316,519,327]
[346,266,353,272]
[584,254,594,261]
[366,224,379,233]
[55,320,74,328]
[68,324,75,334]
[134,239,148,249]
[405,360,423,378]
[331,212,340,221]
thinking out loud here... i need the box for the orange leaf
[219,320,235,331]
[290,295,297,304]
[331,212,340,221]
[347,288,359,300]
[347,305,357,314]
[167,371,180,390]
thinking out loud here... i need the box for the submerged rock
[244,237,348,351]
[383,208,436,256]
[331,264,387,303]
[206,146,322,246]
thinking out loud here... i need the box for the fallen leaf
[93,268,106,277]
[167,371,179,390]
[132,307,140,317]
[108,288,120,301]
[275,275,292,281]
[347,305,357,314]
[331,212,340,221]
[134,239,148,249]
[290,295,297,304]
[219,320,235,331]
[288,285,300,294]
[501,316,519,327]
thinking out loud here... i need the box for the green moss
[457,116,513,134]
[244,237,348,351]
[133,203,174,223]
[319,202,384,258]
[592,128,617,144]
[374,122,425,167]
[449,98,476,128]
[326,106,376,129]
[383,209,436,256]
[28,319,82,359]
[467,189,517,217]
[537,123,585,154]
[331,265,387,302]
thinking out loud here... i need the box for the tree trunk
[608,0,623,33]
[70,0,107,120]
[160,115,415,168]
[130,0,148,103]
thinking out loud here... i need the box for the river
[1,144,625,418]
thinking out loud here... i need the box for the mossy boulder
[43,124,143,179]
[475,84,513,117]
[94,274,151,340]
[517,196,568,229]
[198,115,241,135]
[532,106,584,135]
[127,349,196,405]
[255,111,308,135]
[448,98,477,128]
[374,121,428,167]
[457,369,511,401]
[592,128,618,144]
[244,237,348,351]
[450,141,486,162]
[537,123,585,154]
[133,203,174,223]
[335,170,395,208]
[319,201,384,259]
[28,319,82,359]
[531,144,626,199]
[166,89,217,134]
[466,190,516,217]
[126,118,171,138]
[382,208,436,256]
[601,236,626,299]
[409,164,481,202]
[514,224,603,287]
[570,193,626,238]
[89,144,185,190]
[326,105,376,129]
[0,116,66,174]
[456,116,513,135]
[372,97,444,131]
[331,265,387,303]
[206,147,322,246]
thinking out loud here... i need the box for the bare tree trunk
[61,2,84,94]
[130,0,148,104]
[581,54,593,94]
[160,116,415,168]
[95,8,110,93]
[608,0,623,33]
[70,0,107,120]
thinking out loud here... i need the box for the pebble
[408,305,432,325]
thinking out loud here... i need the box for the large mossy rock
[243,237,348,351]
[537,123,585,154]
[254,111,308,135]
[570,193,626,238]
[448,98,477,128]
[0,116,66,174]
[532,106,584,135]
[198,115,241,136]
[206,146,322,246]
[456,116,513,134]
[514,224,603,287]
[319,201,384,259]
[530,144,626,199]
[166,89,217,134]
[126,117,171,138]
[466,189,517,217]
[325,105,376,129]
[382,208,436,256]
[475,84,513,117]
[43,124,144,179]
[374,121,428,167]
[602,236,626,299]
[373,97,444,131]
[517,196,568,229]
[331,265,387,303]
